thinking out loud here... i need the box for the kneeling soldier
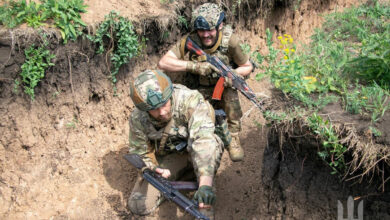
[127,70,223,219]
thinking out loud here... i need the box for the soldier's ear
[218,23,223,31]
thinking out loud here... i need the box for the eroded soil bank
[1,0,389,219]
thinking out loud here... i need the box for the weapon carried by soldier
[184,37,264,111]
[124,153,210,220]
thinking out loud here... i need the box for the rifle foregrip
[212,77,225,101]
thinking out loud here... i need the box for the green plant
[263,110,287,123]
[315,0,390,89]
[18,0,46,28]
[342,82,390,121]
[255,30,323,103]
[342,82,368,114]
[160,0,174,4]
[0,0,87,43]
[307,113,347,174]
[177,15,187,29]
[17,38,55,100]
[364,83,390,122]
[0,0,28,28]
[66,117,78,128]
[369,126,382,137]
[13,79,20,94]
[42,0,87,43]
[240,43,251,55]
[88,11,142,87]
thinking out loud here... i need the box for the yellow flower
[284,48,289,54]
[303,76,317,83]
[284,34,288,37]
[279,45,284,49]
[290,60,295,64]
[291,49,295,53]
[289,38,293,43]
[284,55,288,60]
[277,36,283,40]
[281,39,287,45]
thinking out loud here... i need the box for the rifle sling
[157,117,175,154]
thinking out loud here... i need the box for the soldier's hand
[155,168,171,179]
[223,70,243,89]
[193,185,216,207]
[186,61,220,76]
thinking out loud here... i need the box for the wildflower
[291,49,295,53]
[284,55,288,60]
[277,36,283,40]
[284,48,289,54]
[290,60,295,64]
[303,76,317,83]
[289,38,293,43]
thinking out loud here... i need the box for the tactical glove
[186,61,220,76]
[193,185,216,205]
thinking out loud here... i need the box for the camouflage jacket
[129,84,222,178]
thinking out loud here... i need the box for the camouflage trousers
[128,140,223,216]
[198,86,243,133]
[128,153,191,215]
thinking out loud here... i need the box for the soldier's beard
[156,111,172,123]
[200,35,217,47]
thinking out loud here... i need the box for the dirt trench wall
[0,28,136,218]
[261,123,390,219]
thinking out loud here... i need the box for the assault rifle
[184,37,264,111]
[124,154,209,220]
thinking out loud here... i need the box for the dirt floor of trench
[1,0,389,219]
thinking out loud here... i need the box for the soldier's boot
[227,132,244,162]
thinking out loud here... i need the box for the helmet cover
[130,70,173,111]
[191,3,225,30]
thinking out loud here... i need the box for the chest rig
[144,85,189,155]
[180,25,234,86]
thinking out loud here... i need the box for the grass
[252,0,390,175]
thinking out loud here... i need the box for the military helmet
[191,3,225,31]
[130,70,173,111]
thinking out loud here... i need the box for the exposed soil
[1,0,389,219]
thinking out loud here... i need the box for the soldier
[158,3,253,162]
[127,70,223,218]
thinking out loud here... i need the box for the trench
[0,0,389,219]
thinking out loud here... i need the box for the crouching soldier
[158,3,254,161]
[127,70,224,219]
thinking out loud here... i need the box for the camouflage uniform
[128,81,223,215]
[169,7,249,134]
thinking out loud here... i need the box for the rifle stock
[185,37,264,111]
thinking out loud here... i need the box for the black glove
[193,185,216,205]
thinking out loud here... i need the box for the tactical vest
[180,25,234,86]
[144,85,231,155]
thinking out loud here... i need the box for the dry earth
[1,0,389,219]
